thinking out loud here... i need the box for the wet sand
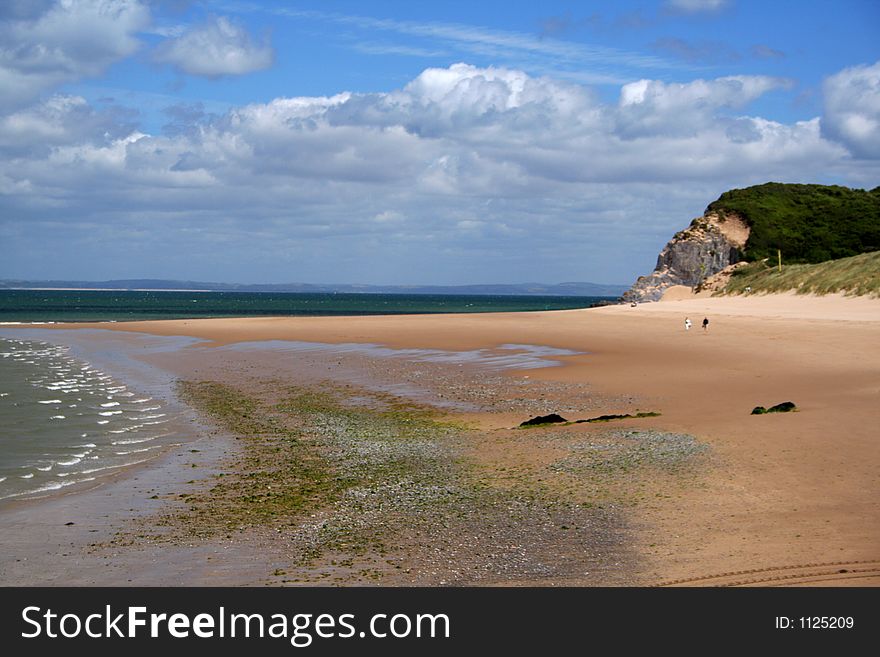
[2,292,878,586]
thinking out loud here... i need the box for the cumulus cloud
[153,15,273,77]
[616,75,792,138]
[822,60,880,159]
[0,0,150,111]
[0,93,137,155]
[0,62,873,284]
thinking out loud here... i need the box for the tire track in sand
[649,560,880,587]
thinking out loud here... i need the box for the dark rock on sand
[574,411,661,423]
[751,401,797,415]
[520,413,568,427]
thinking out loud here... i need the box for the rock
[519,413,568,427]
[622,211,749,303]
[751,401,797,415]
[575,411,661,423]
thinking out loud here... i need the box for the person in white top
[684,317,692,331]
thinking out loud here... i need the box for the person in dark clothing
[702,317,709,332]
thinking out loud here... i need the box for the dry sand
[3,292,879,586]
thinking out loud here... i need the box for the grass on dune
[722,251,880,298]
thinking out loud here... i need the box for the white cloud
[822,60,880,159]
[665,0,730,13]
[0,63,875,285]
[0,93,137,156]
[616,75,792,138]
[153,15,273,77]
[0,0,150,111]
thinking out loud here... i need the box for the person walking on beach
[684,317,692,331]
[702,317,709,332]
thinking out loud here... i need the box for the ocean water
[0,289,612,323]
[0,332,198,502]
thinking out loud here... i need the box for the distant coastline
[3,287,214,292]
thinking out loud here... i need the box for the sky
[1,0,879,286]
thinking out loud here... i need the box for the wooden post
[777,249,782,272]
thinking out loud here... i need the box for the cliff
[622,183,880,303]
[622,211,749,303]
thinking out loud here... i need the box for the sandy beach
[1,292,878,586]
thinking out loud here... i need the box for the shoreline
[2,293,879,585]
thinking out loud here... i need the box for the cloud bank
[1,56,878,283]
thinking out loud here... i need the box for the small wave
[131,398,152,404]
[97,420,110,425]
[115,446,156,455]
[58,458,82,466]
[39,399,63,404]
[82,457,150,475]
[137,405,161,412]
[77,443,97,448]
[100,402,120,408]
[112,435,156,445]
[99,410,122,416]
[139,414,166,420]
[78,464,122,475]
[0,477,6,483]
[36,465,53,472]
[50,415,66,419]
[0,477,96,501]
[20,473,34,479]
[109,425,143,434]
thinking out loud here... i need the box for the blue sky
[1,0,879,285]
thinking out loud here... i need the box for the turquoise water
[0,290,611,323]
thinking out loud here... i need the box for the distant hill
[0,279,628,297]
[708,182,880,263]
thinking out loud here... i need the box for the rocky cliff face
[622,212,749,302]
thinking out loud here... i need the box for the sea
[0,289,611,322]
[0,289,614,501]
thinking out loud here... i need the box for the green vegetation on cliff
[707,183,880,264]
[724,251,880,298]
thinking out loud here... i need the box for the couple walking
[685,317,709,332]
